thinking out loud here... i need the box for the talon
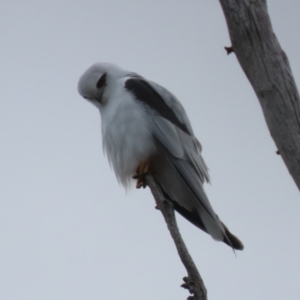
[135,175,147,189]
[133,161,150,189]
[136,177,145,189]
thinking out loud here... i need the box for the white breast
[100,82,156,188]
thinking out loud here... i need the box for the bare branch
[146,175,207,300]
[219,0,300,191]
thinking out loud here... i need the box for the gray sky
[1,1,300,299]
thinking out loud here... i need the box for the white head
[77,62,129,107]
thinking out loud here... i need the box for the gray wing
[148,80,210,182]
[125,76,210,183]
[125,77,226,242]
[150,112,225,241]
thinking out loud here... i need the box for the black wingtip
[222,222,244,251]
[156,182,244,250]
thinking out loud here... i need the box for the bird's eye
[96,73,107,89]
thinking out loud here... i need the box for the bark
[146,175,207,300]
[219,0,300,191]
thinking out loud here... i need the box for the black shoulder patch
[96,73,106,89]
[125,78,190,134]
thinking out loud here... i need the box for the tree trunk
[219,0,300,191]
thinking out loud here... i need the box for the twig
[146,175,207,300]
[224,46,234,55]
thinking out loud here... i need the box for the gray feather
[144,84,225,241]
[147,81,194,134]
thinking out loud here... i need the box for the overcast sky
[1,1,300,299]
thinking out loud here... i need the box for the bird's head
[77,62,128,107]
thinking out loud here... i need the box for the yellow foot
[132,161,150,189]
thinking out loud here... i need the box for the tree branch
[219,0,300,191]
[146,175,207,300]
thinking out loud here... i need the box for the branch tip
[224,46,234,55]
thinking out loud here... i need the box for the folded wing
[125,77,243,250]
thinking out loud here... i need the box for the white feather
[100,79,156,187]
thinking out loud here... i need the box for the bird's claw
[133,161,149,189]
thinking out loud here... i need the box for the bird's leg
[132,161,150,189]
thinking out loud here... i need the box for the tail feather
[221,221,244,250]
[161,187,244,250]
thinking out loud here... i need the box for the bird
[77,62,244,250]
